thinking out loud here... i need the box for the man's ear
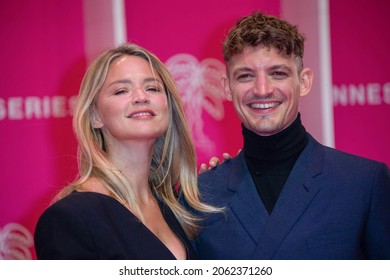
[299,67,313,97]
[90,108,103,129]
[222,75,232,101]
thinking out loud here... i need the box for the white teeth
[250,102,279,109]
[130,112,152,118]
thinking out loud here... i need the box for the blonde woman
[34,43,220,260]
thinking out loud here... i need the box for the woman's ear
[299,67,313,97]
[90,108,103,128]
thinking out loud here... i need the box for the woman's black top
[34,191,197,259]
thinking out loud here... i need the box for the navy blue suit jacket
[192,134,390,259]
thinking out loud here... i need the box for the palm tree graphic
[166,54,226,154]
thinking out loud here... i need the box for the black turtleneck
[243,114,308,214]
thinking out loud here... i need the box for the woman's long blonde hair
[56,43,220,238]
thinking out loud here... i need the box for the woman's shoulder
[41,178,115,218]
[35,190,125,242]
[40,191,106,219]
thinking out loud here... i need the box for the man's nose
[253,74,271,96]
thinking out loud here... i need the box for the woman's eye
[114,89,127,95]
[146,86,162,93]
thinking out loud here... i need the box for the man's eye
[272,71,287,78]
[236,74,253,81]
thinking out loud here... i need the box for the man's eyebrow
[269,64,292,71]
[231,67,253,76]
[231,64,292,75]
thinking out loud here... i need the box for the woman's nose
[132,88,150,104]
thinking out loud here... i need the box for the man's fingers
[222,153,232,161]
[199,163,208,174]
[209,157,220,167]
[199,152,238,174]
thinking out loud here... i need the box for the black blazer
[34,191,197,259]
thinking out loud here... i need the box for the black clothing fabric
[243,114,308,213]
[34,191,197,260]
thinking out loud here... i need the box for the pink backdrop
[0,0,84,259]
[330,0,390,165]
[0,0,388,260]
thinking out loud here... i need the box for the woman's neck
[106,140,154,200]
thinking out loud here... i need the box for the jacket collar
[227,134,324,259]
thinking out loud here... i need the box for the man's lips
[248,101,280,109]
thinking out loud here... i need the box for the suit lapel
[251,135,324,259]
[227,153,270,242]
